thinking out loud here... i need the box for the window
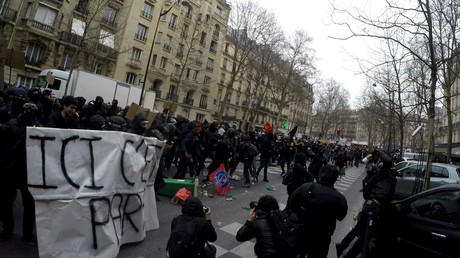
[408,190,460,224]
[71,18,85,36]
[168,85,176,95]
[94,63,103,74]
[169,14,177,30]
[160,57,168,69]
[174,64,181,75]
[126,72,137,84]
[220,73,225,83]
[103,6,117,27]
[431,166,449,178]
[35,4,57,27]
[206,58,214,71]
[223,58,228,69]
[60,52,73,69]
[204,76,211,84]
[196,113,205,121]
[164,35,172,51]
[215,6,222,15]
[200,32,207,46]
[181,24,189,38]
[161,13,167,21]
[25,41,44,66]
[99,29,115,47]
[192,70,198,80]
[185,68,191,78]
[151,54,157,67]
[156,32,163,43]
[131,48,142,60]
[213,24,220,37]
[17,76,35,89]
[135,24,148,42]
[199,95,207,107]
[141,2,153,19]
[209,40,217,54]
[225,43,229,53]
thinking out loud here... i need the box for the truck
[37,69,156,110]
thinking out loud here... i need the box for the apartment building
[1,0,230,120]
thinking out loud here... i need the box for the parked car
[394,160,419,171]
[379,184,460,258]
[395,163,460,199]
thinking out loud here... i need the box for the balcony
[94,43,119,60]
[181,31,188,39]
[185,13,192,22]
[22,19,54,34]
[127,58,142,69]
[134,33,147,42]
[60,31,85,46]
[166,93,179,102]
[0,7,17,23]
[168,23,176,30]
[199,41,206,47]
[74,3,89,16]
[163,45,171,52]
[140,10,153,20]
[195,59,202,65]
[209,47,216,54]
[206,66,214,72]
[176,51,183,58]
[199,103,207,109]
[101,17,117,28]
[183,97,194,106]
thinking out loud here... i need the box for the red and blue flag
[209,164,231,196]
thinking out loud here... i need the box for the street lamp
[139,0,190,106]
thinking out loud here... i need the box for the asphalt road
[0,162,365,258]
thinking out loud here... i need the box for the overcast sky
[234,0,374,107]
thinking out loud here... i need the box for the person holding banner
[47,95,80,129]
[0,103,41,245]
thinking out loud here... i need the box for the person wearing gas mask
[336,150,396,258]
[0,103,41,245]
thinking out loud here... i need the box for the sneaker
[23,234,37,246]
[0,232,12,242]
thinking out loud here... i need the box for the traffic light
[283,121,289,128]
[336,128,341,135]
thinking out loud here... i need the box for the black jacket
[47,110,80,129]
[236,210,278,258]
[169,197,217,258]
[363,170,397,205]
[287,182,348,238]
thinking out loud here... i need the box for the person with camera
[336,150,396,258]
[167,196,217,258]
[236,195,279,258]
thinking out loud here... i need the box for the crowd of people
[0,86,396,258]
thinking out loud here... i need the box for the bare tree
[217,0,274,121]
[331,0,454,190]
[314,79,350,138]
[270,30,317,128]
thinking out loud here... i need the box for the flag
[289,125,298,139]
[263,122,273,133]
[209,164,231,196]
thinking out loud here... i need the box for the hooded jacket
[287,152,313,196]
[169,197,217,258]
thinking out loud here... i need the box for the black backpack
[282,163,295,185]
[268,182,317,256]
[167,217,198,258]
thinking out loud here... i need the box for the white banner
[26,127,165,258]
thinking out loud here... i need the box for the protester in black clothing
[86,114,106,130]
[280,139,296,176]
[0,95,10,123]
[7,87,27,119]
[308,148,323,182]
[47,95,80,129]
[336,150,396,258]
[126,113,148,135]
[174,121,202,179]
[225,128,240,176]
[286,152,313,197]
[0,103,41,245]
[287,165,348,258]
[256,132,274,182]
[236,195,279,258]
[106,99,121,117]
[105,115,127,131]
[167,196,217,258]
[239,135,258,187]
